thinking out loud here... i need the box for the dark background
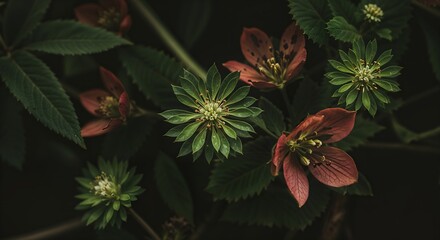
[1,0,439,239]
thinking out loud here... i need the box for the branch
[128,208,161,240]
[5,218,83,240]
[319,194,348,240]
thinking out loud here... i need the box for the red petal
[314,108,356,143]
[287,114,324,140]
[118,91,130,118]
[309,146,358,187]
[222,61,271,87]
[283,154,309,207]
[74,4,101,26]
[100,67,126,97]
[279,23,305,57]
[240,27,273,67]
[119,15,132,34]
[286,48,306,81]
[79,89,111,116]
[271,133,288,176]
[81,119,122,137]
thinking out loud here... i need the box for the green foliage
[177,0,211,49]
[331,173,373,196]
[221,182,330,230]
[206,137,275,202]
[102,117,156,161]
[328,0,359,24]
[119,46,183,109]
[155,152,194,223]
[24,20,131,55]
[418,13,440,82]
[288,0,332,46]
[327,16,361,43]
[0,89,25,169]
[0,51,84,147]
[251,97,285,137]
[2,0,51,47]
[336,116,384,151]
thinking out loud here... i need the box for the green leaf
[0,51,84,147]
[228,108,255,118]
[374,79,400,92]
[206,64,221,98]
[328,0,358,24]
[335,116,384,151]
[155,152,194,223]
[211,128,221,152]
[365,39,377,63]
[418,13,440,82]
[327,16,361,43]
[376,49,393,65]
[292,78,326,125]
[175,121,202,142]
[217,71,239,100]
[101,117,155,161]
[288,0,332,46]
[177,0,211,49]
[119,46,183,109]
[221,182,330,230]
[227,86,250,105]
[375,28,393,41]
[224,119,255,133]
[258,97,285,137]
[206,137,275,201]
[331,172,373,196]
[0,89,25,169]
[2,0,51,46]
[192,127,207,153]
[25,20,130,55]
[379,66,402,78]
[329,60,352,74]
[217,130,230,158]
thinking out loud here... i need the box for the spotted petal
[314,108,356,143]
[100,67,126,98]
[223,61,276,89]
[74,3,101,26]
[283,153,309,207]
[271,133,289,176]
[240,27,274,67]
[81,118,122,137]
[280,23,307,81]
[79,89,112,116]
[308,146,358,187]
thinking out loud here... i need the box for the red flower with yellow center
[79,67,130,137]
[223,22,307,89]
[272,108,358,207]
[74,0,132,35]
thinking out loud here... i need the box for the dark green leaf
[227,86,250,105]
[206,64,221,98]
[25,20,130,55]
[217,72,239,100]
[335,116,384,151]
[288,0,332,46]
[331,173,373,196]
[258,97,285,136]
[0,89,25,169]
[176,121,202,142]
[374,79,400,92]
[2,0,50,46]
[418,13,440,82]
[0,51,84,147]
[155,152,194,223]
[328,0,358,24]
[375,28,393,41]
[329,60,352,73]
[379,66,402,78]
[217,130,230,158]
[365,39,377,63]
[206,137,275,201]
[177,0,211,49]
[211,128,221,152]
[192,127,207,153]
[119,46,183,109]
[327,16,361,43]
[224,119,255,133]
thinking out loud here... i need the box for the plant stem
[5,218,83,240]
[128,208,161,240]
[400,86,440,108]
[412,0,440,18]
[320,194,348,240]
[281,87,294,123]
[129,0,207,78]
[417,126,440,141]
[362,142,440,155]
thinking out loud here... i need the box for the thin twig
[128,208,161,240]
[362,142,440,155]
[5,218,83,240]
[129,0,207,78]
[400,86,440,108]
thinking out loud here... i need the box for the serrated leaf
[0,51,84,147]
[335,116,384,151]
[289,0,332,46]
[206,137,275,201]
[101,117,155,161]
[327,16,361,43]
[155,152,194,223]
[292,79,325,125]
[177,0,211,49]
[0,88,25,169]
[24,20,130,55]
[331,173,373,196]
[2,0,51,47]
[328,0,358,24]
[258,97,285,137]
[221,182,330,230]
[119,46,183,109]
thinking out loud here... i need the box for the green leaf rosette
[75,159,144,229]
[160,64,262,162]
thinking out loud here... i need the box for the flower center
[96,96,120,118]
[354,59,381,92]
[363,4,383,23]
[91,172,118,198]
[97,8,121,31]
[257,54,288,88]
[195,100,228,128]
[286,134,331,167]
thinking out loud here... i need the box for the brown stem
[319,194,348,240]
[5,218,83,240]
[128,208,161,240]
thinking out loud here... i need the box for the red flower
[79,67,130,137]
[272,108,358,207]
[74,0,132,35]
[223,23,307,89]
